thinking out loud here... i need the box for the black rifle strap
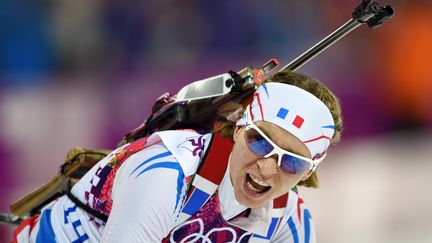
[66,191,108,223]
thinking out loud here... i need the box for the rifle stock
[9,148,110,218]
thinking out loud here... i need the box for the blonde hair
[215,70,343,188]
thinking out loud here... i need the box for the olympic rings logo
[169,218,252,243]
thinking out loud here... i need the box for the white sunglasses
[243,107,325,174]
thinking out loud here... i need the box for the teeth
[249,174,269,187]
[247,181,262,192]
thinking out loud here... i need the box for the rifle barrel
[281,0,394,71]
[281,18,361,71]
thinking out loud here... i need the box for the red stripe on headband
[254,93,264,121]
[303,135,331,143]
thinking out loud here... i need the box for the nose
[256,156,278,178]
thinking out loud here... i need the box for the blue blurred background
[1,0,431,242]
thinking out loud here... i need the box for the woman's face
[230,121,312,208]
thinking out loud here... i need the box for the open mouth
[246,173,271,194]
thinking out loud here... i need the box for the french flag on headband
[276,107,305,129]
[237,83,335,159]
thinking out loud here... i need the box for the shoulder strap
[176,132,232,224]
[195,132,233,185]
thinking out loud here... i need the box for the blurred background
[1,0,431,242]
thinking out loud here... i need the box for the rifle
[121,0,394,144]
[1,0,393,225]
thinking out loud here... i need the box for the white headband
[236,83,335,159]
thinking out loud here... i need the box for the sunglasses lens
[280,154,310,174]
[244,128,274,157]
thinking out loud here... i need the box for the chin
[235,191,270,209]
[233,174,273,208]
[241,198,266,209]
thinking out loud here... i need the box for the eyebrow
[256,124,304,156]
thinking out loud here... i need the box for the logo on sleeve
[178,136,206,157]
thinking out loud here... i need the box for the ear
[300,170,314,181]
[233,126,242,143]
